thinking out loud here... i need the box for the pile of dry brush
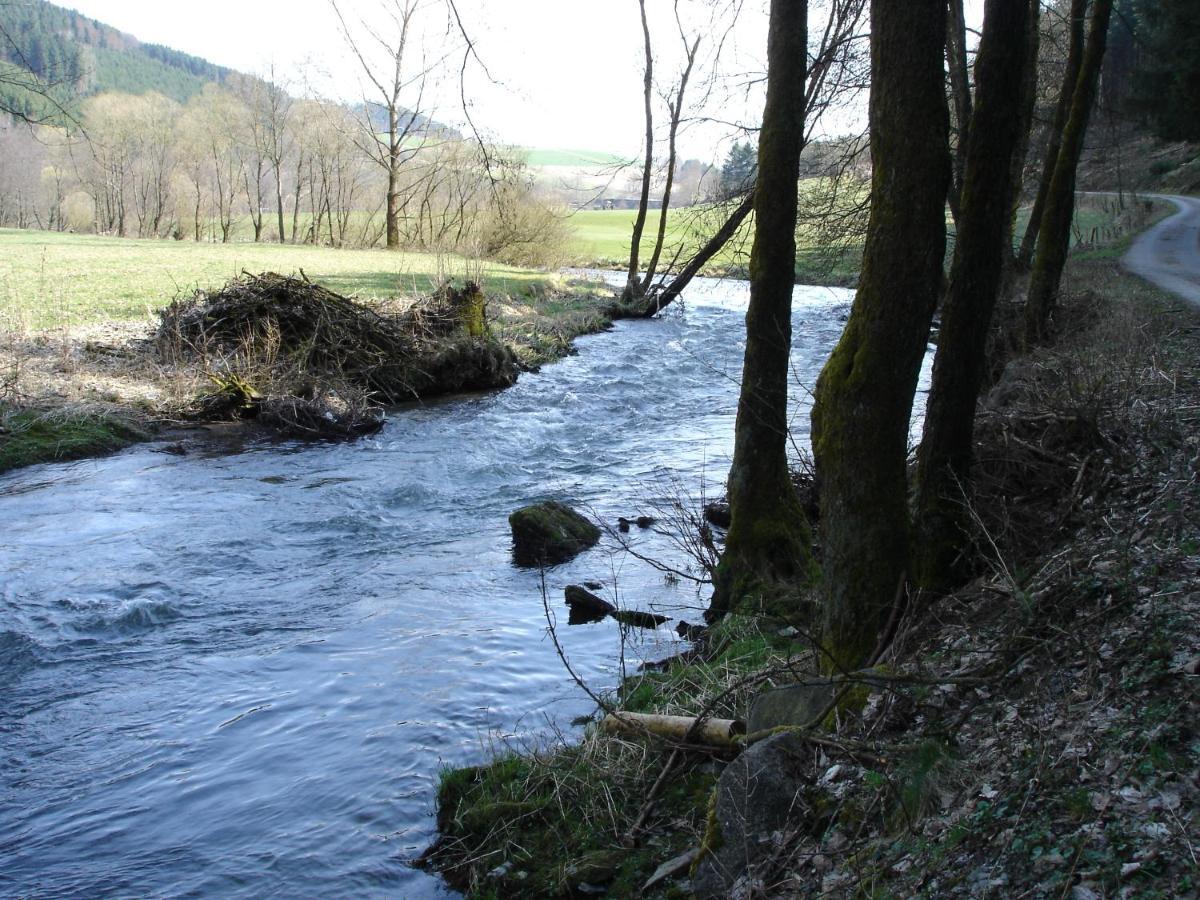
[155,272,518,437]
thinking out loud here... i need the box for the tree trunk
[1017,0,1087,270]
[640,34,700,294]
[1024,0,1113,344]
[623,0,655,304]
[632,192,754,317]
[810,0,949,669]
[275,171,286,244]
[709,0,813,621]
[193,186,202,242]
[386,106,401,250]
[1003,0,1042,264]
[913,0,1033,593]
[946,0,972,224]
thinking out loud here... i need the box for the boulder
[509,501,600,567]
[692,732,816,898]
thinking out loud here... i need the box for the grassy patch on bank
[0,405,149,474]
[426,616,805,896]
[0,228,560,329]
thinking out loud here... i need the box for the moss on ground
[425,616,802,897]
[0,406,150,475]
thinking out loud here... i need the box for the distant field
[0,230,557,329]
[523,148,634,168]
[566,204,862,285]
[1,193,1148,331]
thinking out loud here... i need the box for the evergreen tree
[1131,0,1200,141]
[720,141,757,198]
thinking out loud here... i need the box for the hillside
[0,0,232,118]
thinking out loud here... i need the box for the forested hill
[0,0,233,117]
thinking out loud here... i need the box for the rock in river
[509,501,601,567]
[565,585,616,624]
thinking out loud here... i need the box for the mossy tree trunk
[810,0,949,668]
[1024,0,1113,344]
[913,0,1034,593]
[1004,0,1042,264]
[1017,0,1087,271]
[946,0,972,224]
[709,0,812,621]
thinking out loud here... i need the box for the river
[1,276,905,897]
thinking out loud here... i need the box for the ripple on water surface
[0,279,877,898]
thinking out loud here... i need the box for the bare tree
[1018,0,1088,270]
[811,0,950,668]
[129,93,178,237]
[640,0,869,316]
[261,68,294,243]
[1025,0,1114,343]
[914,0,1035,592]
[638,7,702,296]
[946,0,972,223]
[622,0,657,305]
[231,74,273,242]
[331,0,431,251]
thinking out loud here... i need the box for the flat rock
[747,682,836,734]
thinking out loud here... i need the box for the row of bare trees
[0,78,562,263]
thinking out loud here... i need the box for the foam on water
[0,277,910,898]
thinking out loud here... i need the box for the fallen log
[599,712,745,748]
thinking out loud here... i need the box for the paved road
[1123,193,1200,308]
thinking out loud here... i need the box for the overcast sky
[57,1,983,161]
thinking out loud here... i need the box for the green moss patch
[0,406,149,475]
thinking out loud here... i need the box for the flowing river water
[0,275,924,897]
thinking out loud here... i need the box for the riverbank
[425,252,1200,896]
[0,273,618,476]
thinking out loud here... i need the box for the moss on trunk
[1017,0,1087,271]
[810,0,949,669]
[1024,0,1114,343]
[710,0,815,620]
[914,0,1034,592]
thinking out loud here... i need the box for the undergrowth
[428,256,1200,897]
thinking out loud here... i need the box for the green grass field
[566,205,863,285]
[522,148,633,167]
[0,229,557,329]
[1,192,1155,331]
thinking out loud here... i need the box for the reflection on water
[0,277,897,898]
